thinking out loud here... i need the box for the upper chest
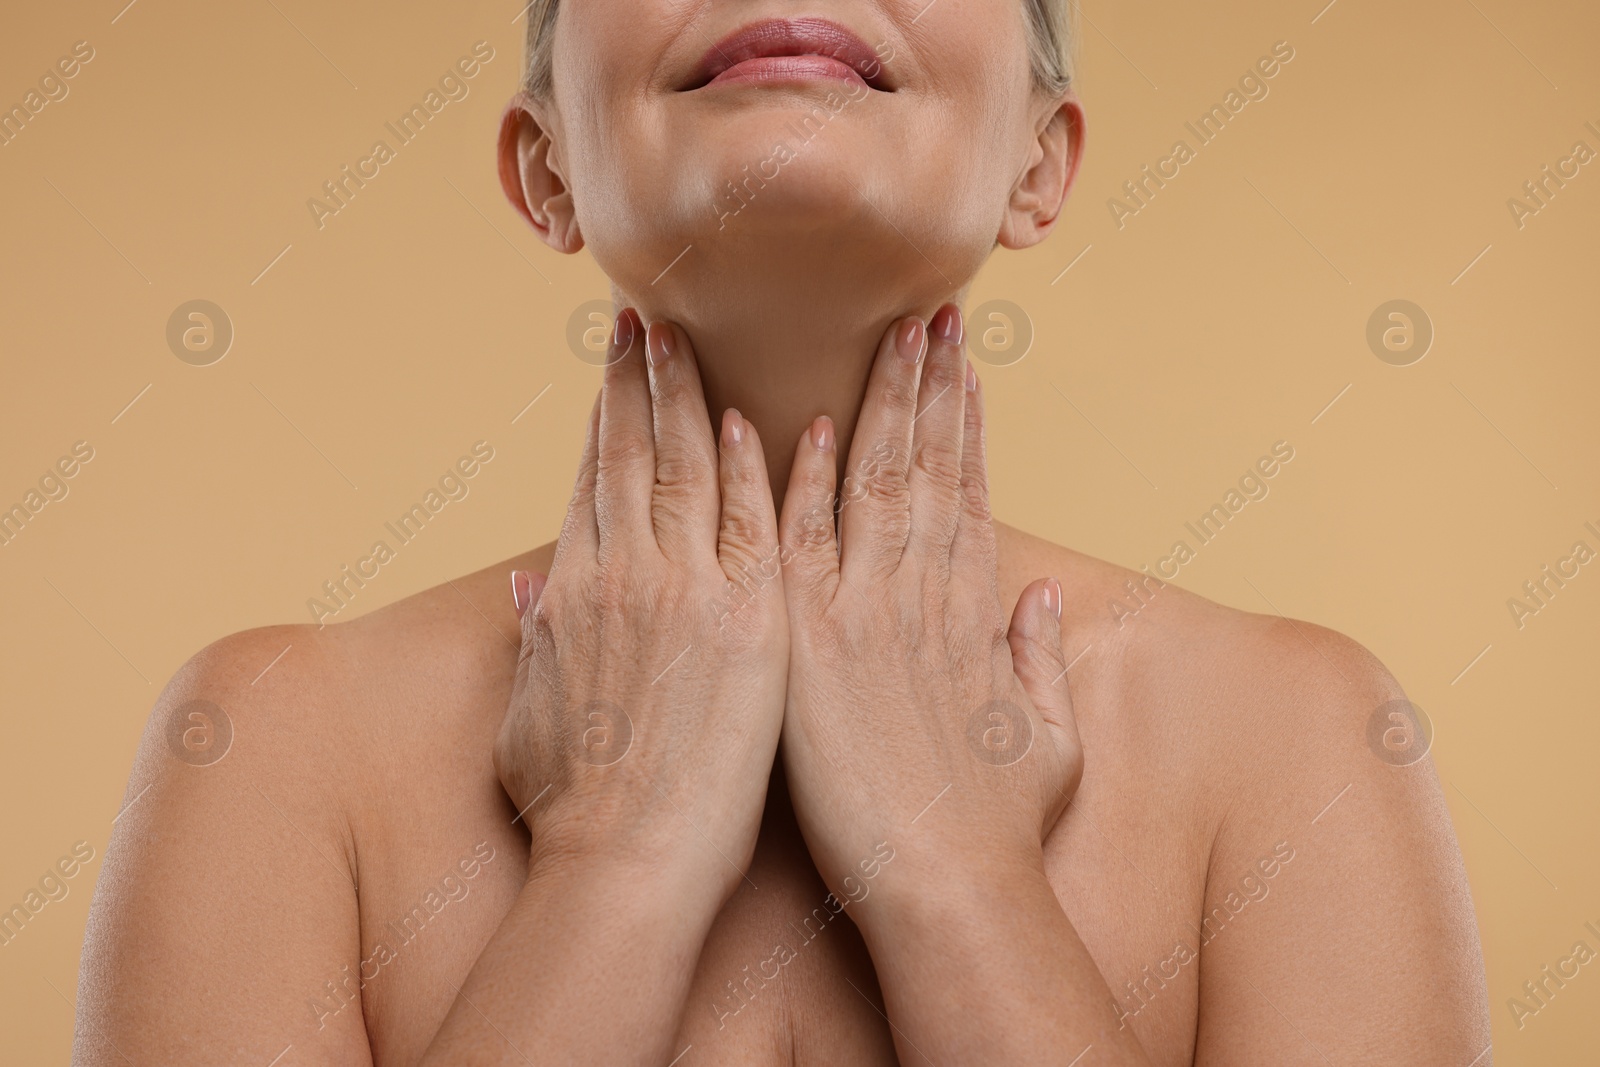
[348,728,1213,1067]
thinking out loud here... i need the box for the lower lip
[704,55,869,89]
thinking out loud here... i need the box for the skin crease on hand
[72,2,1492,1066]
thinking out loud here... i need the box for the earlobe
[997,98,1086,250]
[496,93,584,255]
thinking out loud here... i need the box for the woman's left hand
[776,303,1084,903]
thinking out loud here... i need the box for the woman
[78,1,1491,1063]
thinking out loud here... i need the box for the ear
[497,92,583,255]
[997,96,1086,250]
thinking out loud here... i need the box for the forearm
[855,844,1152,1066]
[420,850,721,1066]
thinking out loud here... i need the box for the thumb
[511,570,549,623]
[1006,578,1082,802]
[1007,578,1070,721]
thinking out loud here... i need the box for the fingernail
[812,416,835,453]
[646,322,675,367]
[965,360,978,392]
[931,304,964,346]
[1044,577,1062,620]
[724,408,744,446]
[511,570,533,617]
[897,317,926,364]
[612,310,634,358]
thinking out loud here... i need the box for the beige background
[1,0,1596,1061]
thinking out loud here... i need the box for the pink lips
[684,18,893,92]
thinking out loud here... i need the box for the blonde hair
[520,1,1075,97]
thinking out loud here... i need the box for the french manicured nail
[612,310,635,357]
[897,317,926,364]
[965,360,978,392]
[812,416,835,453]
[931,304,964,346]
[647,322,675,367]
[723,407,744,447]
[1044,577,1062,620]
[511,570,533,617]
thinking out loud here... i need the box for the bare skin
[76,433,1489,1064]
[77,1,1489,1062]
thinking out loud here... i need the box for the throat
[611,279,959,505]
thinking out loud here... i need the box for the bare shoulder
[998,522,1490,1061]
[138,547,543,784]
[79,550,549,1063]
[996,520,1409,781]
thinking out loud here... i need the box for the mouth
[680,17,895,93]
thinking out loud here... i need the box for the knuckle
[960,473,992,521]
[654,452,711,493]
[719,502,769,552]
[883,371,920,413]
[785,504,836,553]
[601,426,653,469]
[911,442,962,488]
[862,459,910,508]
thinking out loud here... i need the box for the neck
[615,277,959,505]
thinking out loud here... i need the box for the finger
[836,315,926,584]
[511,570,549,621]
[645,321,721,563]
[593,308,655,557]
[714,409,783,625]
[949,362,1001,614]
[551,389,603,570]
[906,303,968,565]
[1006,577,1083,820]
[778,416,841,612]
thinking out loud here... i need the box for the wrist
[850,832,1049,942]
[527,833,733,929]
[529,805,748,916]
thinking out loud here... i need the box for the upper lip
[681,17,895,91]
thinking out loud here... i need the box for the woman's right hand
[494,307,788,907]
